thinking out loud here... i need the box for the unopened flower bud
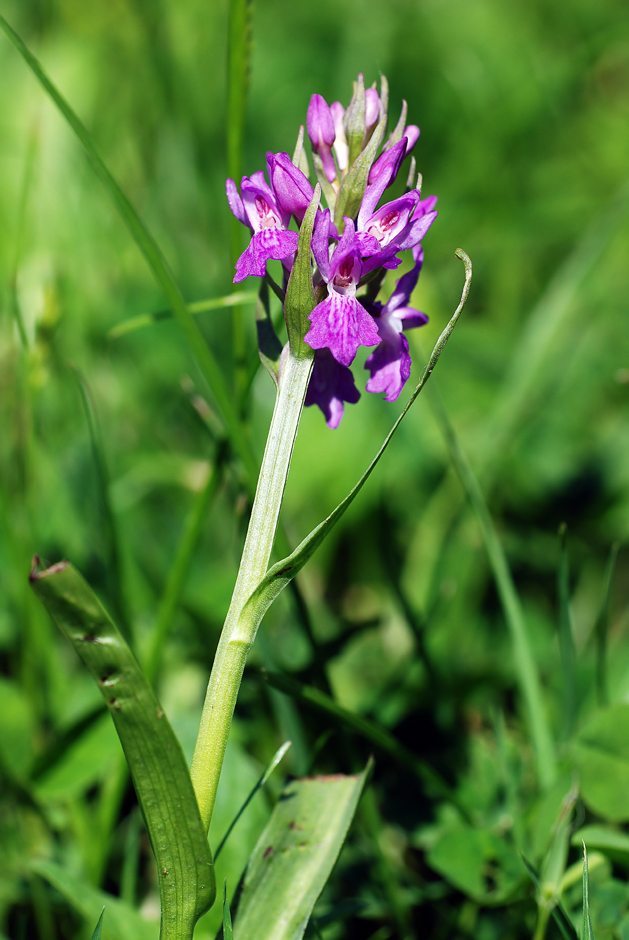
[307,94,337,182]
[365,88,380,131]
[403,125,420,154]
[330,101,349,172]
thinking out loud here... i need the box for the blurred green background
[1,0,629,937]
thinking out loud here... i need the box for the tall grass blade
[594,543,619,707]
[481,179,629,475]
[30,561,215,936]
[0,14,256,480]
[145,458,222,683]
[227,0,254,398]
[30,860,155,940]
[70,366,131,644]
[521,857,578,940]
[557,524,576,739]
[582,842,595,940]
[214,740,291,861]
[90,908,105,940]
[223,881,234,940]
[108,291,258,339]
[425,381,556,790]
[262,670,463,812]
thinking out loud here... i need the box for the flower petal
[305,348,360,428]
[305,291,380,367]
[234,229,298,282]
[365,328,412,402]
[226,178,248,227]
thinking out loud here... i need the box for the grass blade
[214,741,292,861]
[90,908,105,940]
[70,366,131,644]
[144,457,223,683]
[223,881,234,940]
[0,14,256,480]
[425,380,556,790]
[108,291,258,339]
[227,0,254,397]
[30,561,215,936]
[262,670,463,812]
[582,842,595,940]
[481,178,629,475]
[557,524,576,739]
[31,860,155,940]
[594,543,619,707]
[233,764,370,940]
[521,857,578,940]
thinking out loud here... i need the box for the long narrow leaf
[30,561,215,938]
[237,251,471,652]
[0,14,256,480]
[262,670,464,813]
[90,908,105,940]
[582,842,595,940]
[557,524,576,738]
[233,764,370,940]
[425,380,556,790]
[594,543,619,706]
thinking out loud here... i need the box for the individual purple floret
[304,215,381,367]
[358,192,439,274]
[305,348,361,429]
[365,246,429,402]
[267,152,314,221]
[357,139,407,226]
[226,170,298,283]
[307,94,337,183]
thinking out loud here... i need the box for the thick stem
[190,350,313,831]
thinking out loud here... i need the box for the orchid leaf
[30,561,215,937]
[237,251,472,653]
[284,185,320,358]
[344,72,366,167]
[223,881,234,940]
[0,13,256,481]
[233,764,370,940]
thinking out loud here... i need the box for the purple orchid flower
[304,215,381,367]
[365,246,429,402]
[226,170,298,283]
[305,348,360,429]
[358,139,407,226]
[307,94,337,183]
[365,88,380,132]
[266,151,314,221]
[358,192,439,275]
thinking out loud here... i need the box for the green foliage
[30,562,215,937]
[233,766,369,940]
[1,0,629,937]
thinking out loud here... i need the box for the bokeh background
[1,0,629,937]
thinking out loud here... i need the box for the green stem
[190,350,314,831]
